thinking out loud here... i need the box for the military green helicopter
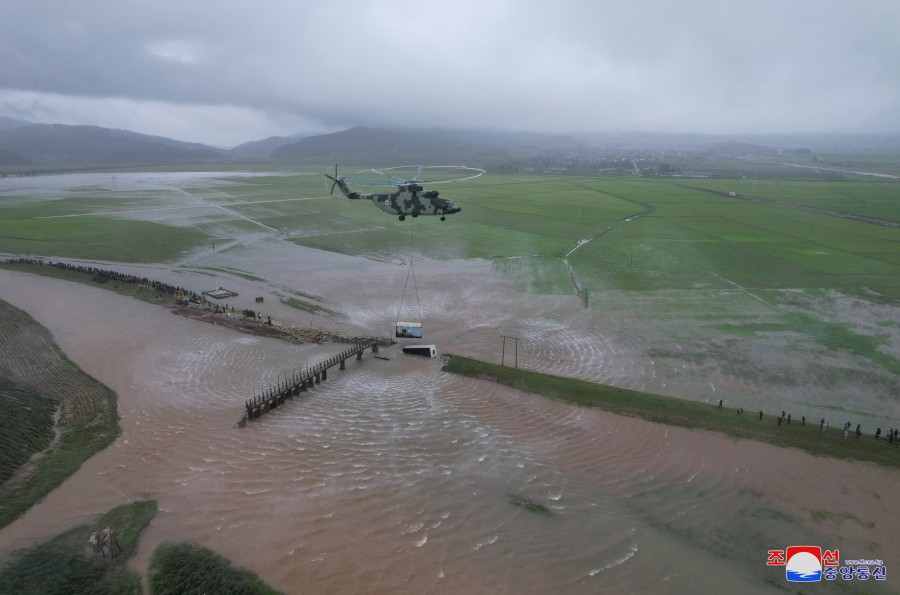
[325,165,484,221]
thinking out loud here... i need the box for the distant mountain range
[0,117,30,132]
[230,133,309,158]
[270,127,591,165]
[0,122,226,167]
[1,118,899,170]
[0,121,592,168]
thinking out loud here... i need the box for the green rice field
[2,168,897,297]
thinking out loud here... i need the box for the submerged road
[787,162,900,180]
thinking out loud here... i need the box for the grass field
[3,166,897,295]
[0,499,280,594]
[0,376,55,485]
[0,300,121,529]
[550,177,900,296]
[0,500,156,594]
[0,216,213,263]
[148,542,281,595]
[267,172,900,297]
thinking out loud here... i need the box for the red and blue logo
[768,546,887,582]
[785,546,823,582]
[768,546,841,583]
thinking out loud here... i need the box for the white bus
[402,344,437,358]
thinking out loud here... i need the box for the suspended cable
[395,217,424,337]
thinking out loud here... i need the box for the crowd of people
[6,258,193,298]
[880,427,900,443]
[4,258,252,318]
[5,258,384,345]
[719,399,895,444]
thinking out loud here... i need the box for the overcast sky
[2,0,898,147]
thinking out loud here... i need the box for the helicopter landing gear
[398,215,406,221]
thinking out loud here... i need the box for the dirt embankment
[0,300,120,523]
[2,260,392,347]
[170,304,392,347]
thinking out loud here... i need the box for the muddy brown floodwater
[0,175,898,594]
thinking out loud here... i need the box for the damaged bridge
[243,339,378,421]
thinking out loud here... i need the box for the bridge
[243,339,379,421]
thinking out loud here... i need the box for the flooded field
[1,172,898,593]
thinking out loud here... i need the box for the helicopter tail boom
[325,165,361,200]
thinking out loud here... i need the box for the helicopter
[325,165,485,221]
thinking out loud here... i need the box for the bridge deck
[244,339,378,421]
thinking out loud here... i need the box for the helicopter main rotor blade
[372,165,486,185]
[341,175,398,187]
[371,168,408,185]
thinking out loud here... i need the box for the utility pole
[501,335,520,368]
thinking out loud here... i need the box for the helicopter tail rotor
[323,164,361,200]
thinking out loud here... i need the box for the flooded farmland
[1,172,898,593]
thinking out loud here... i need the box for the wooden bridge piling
[243,339,378,422]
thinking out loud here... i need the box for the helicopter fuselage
[332,178,461,221]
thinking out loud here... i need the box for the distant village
[490,145,824,177]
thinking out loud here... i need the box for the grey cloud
[2,0,898,145]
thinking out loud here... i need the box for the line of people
[8,258,286,330]
[719,399,895,444]
[6,258,190,297]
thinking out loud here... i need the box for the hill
[0,116,30,132]
[0,147,30,166]
[0,123,227,168]
[0,122,592,170]
[271,126,590,165]
[231,133,308,157]
[8,120,898,172]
